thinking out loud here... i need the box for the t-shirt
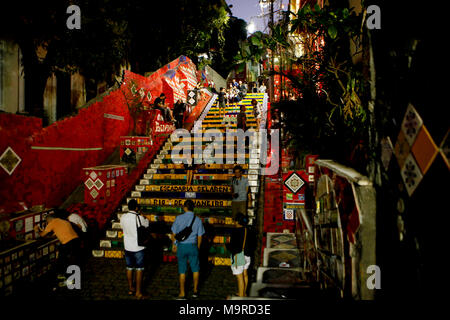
[43,218,78,245]
[171,211,205,245]
[120,211,150,252]
[231,176,249,202]
[218,91,226,103]
[68,213,88,232]
[174,102,186,116]
[237,112,247,130]
[154,97,165,107]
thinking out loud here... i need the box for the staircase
[92,93,267,266]
[247,232,312,298]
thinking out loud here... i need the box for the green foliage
[266,1,370,168]
[0,0,233,111]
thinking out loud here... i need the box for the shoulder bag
[232,228,247,267]
[135,213,151,246]
[175,215,196,242]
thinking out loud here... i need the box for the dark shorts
[125,249,145,271]
[177,243,200,274]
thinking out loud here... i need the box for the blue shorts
[177,243,200,274]
[125,249,145,271]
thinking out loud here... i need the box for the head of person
[240,105,246,112]
[233,165,243,178]
[128,199,138,212]
[220,87,224,92]
[239,80,242,85]
[251,99,257,106]
[160,93,166,100]
[45,214,56,223]
[235,213,249,227]
[54,208,70,219]
[183,199,195,212]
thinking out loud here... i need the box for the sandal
[128,290,135,296]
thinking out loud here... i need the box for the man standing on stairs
[218,87,226,119]
[120,199,149,299]
[231,165,250,221]
[171,200,205,299]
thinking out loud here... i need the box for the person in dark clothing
[226,213,256,297]
[218,87,226,119]
[154,93,175,123]
[174,99,186,128]
[237,105,247,131]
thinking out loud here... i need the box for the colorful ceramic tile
[266,249,301,268]
[411,125,438,175]
[89,171,98,180]
[283,209,294,220]
[90,189,99,199]
[267,233,297,249]
[394,129,410,169]
[84,178,95,190]
[401,103,423,146]
[14,220,24,233]
[380,137,394,171]
[94,178,104,190]
[284,172,305,193]
[0,147,22,175]
[400,154,423,196]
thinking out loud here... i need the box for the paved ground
[14,254,239,300]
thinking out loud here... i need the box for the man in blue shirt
[231,165,250,221]
[171,199,205,299]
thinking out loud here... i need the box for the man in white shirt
[120,199,149,299]
[68,213,88,233]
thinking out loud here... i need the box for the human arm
[34,220,53,237]
[197,219,205,250]
[197,235,202,250]
[171,233,177,253]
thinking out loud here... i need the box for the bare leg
[127,269,134,292]
[243,269,248,297]
[179,273,186,297]
[187,170,193,185]
[136,270,144,297]
[236,273,245,297]
[193,272,200,293]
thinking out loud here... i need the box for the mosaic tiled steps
[93,93,267,265]
[248,232,311,298]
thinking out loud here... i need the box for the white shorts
[231,255,251,275]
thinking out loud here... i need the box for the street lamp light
[247,22,256,34]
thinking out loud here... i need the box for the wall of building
[0,39,25,114]
[204,65,226,90]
